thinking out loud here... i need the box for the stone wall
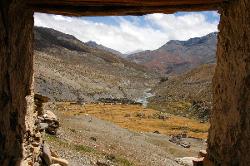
[207,0,250,165]
[0,0,249,165]
[0,1,34,165]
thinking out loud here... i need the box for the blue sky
[84,11,219,26]
[35,11,219,53]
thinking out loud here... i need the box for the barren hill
[34,27,158,102]
[127,32,217,75]
[149,64,216,121]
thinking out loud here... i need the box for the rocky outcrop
[207,0,250,165]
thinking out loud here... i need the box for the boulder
[179,141,191,148]
[42,110,60,135]
[169,135,191,148]
[198,150,207,158]
[39,122,49,131]
[175,157,198,166]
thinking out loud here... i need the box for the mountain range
[127,32,217,75]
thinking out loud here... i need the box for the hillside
[127,32,217,75]
[34,27,158,102]
[149,64,216,121]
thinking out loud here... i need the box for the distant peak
[161,32,218,49]
[166,40,182,45]
[85,40,99,46]
[206,32,218,37]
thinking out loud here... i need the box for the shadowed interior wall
[0,0,249,165]
[0,1,34,165]
[208,0,250,165]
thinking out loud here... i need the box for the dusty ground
[45,102,208,166]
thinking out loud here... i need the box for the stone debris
[175,157,198,166]
[32,95,68,166]
[175,149,208,166]
[179,141,191,148]
[38,110,60,135]
[169,134,190,148]
[175,157,205,166]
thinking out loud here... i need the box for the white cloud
[34,12,219,54]
[145,13,218,41]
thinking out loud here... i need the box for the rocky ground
[43,102,207,166]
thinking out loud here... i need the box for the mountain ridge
[127,32,217,75]
[85,40,123,57]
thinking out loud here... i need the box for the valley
[34,26,216,165]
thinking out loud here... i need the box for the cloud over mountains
[34,12,219,53]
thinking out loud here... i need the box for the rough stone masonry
[207,0,250,165]
[0,0,249,165]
